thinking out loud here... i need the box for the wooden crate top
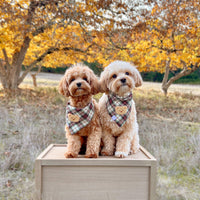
[36,144,156,166]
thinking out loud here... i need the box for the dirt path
[141,81,200,96]
[20,72,200,96]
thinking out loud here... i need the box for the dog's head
[59,63,99,97]
[100,61,143,96]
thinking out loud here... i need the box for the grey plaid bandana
[66,101,94,135]
[106,92,132,127]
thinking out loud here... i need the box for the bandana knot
[106,92,132,127]
[66,101,94,135]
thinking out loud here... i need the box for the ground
[24,72,200,96]
[0,73,200,200]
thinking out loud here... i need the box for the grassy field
[0,78,200,200]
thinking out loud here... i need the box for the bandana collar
[66,101,94,135]
[106,92,132,127]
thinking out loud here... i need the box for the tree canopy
[99,0,200,94]
[0,0,140,91]
[134,0,200,94]
[0,0,199,95]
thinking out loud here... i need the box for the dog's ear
[89,71,100,95]
[132,67,143,87]
[99,70,109,94]
[59,76,70,97]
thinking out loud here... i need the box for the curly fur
[99,61,143,158]
[59,63,102,158]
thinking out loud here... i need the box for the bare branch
[151,45,183,53]
[32,17,60,36]
[0,49,10,86]
[1,48,11,77]
[2,48,11,67]
[17,47,58,85]
[17,44,94,85]
[0,59,6,76]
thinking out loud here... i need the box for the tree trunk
[162,57,171,96]
[0,64,21,95]
[0,36,31,94]
[31,74,37,87]
[0,1,37,95]
[30,65,42,87]
[161,61,199,96]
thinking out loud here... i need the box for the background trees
[0,0,199,95]
[127,0,200,95]
[0,0,136,92]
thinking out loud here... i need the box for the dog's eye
[125,72,129,75]
[112,74,117,78]
[83,77,88,82]
[70,78,75,83]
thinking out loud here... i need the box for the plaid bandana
[106,92,132,127]
[66,101,94,135]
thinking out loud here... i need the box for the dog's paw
[131,143,140,154]
[85,153,98,158]
[101,150,114,156]
[64,151,78,158]
[130,146,139,154]
[101,147,114,156]
[115,151,128,158]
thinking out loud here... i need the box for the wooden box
[35,144,156,200]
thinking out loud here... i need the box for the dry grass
[0,85,200,200]
[133,89,200,200]
[0,88,65,200]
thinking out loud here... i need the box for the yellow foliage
[1,0,128,70]
[0,0,199,78]
[125,16,200,73]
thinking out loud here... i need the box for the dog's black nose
[120,78,126,83]
[77,82,82,87]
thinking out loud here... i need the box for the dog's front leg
[64,134,82,158]
[130,122,140,154]
[85,126,102,158]
[130,132,140,154]
[115,132,133,158]
[101,132,115,156]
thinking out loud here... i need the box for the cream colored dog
[99,61,142,158]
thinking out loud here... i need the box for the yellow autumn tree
[127,0,200,95]
[0,0,137,93]
[96,0,199,95]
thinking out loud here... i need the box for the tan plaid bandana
[66,101,94,135]
[106,92,132,127]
